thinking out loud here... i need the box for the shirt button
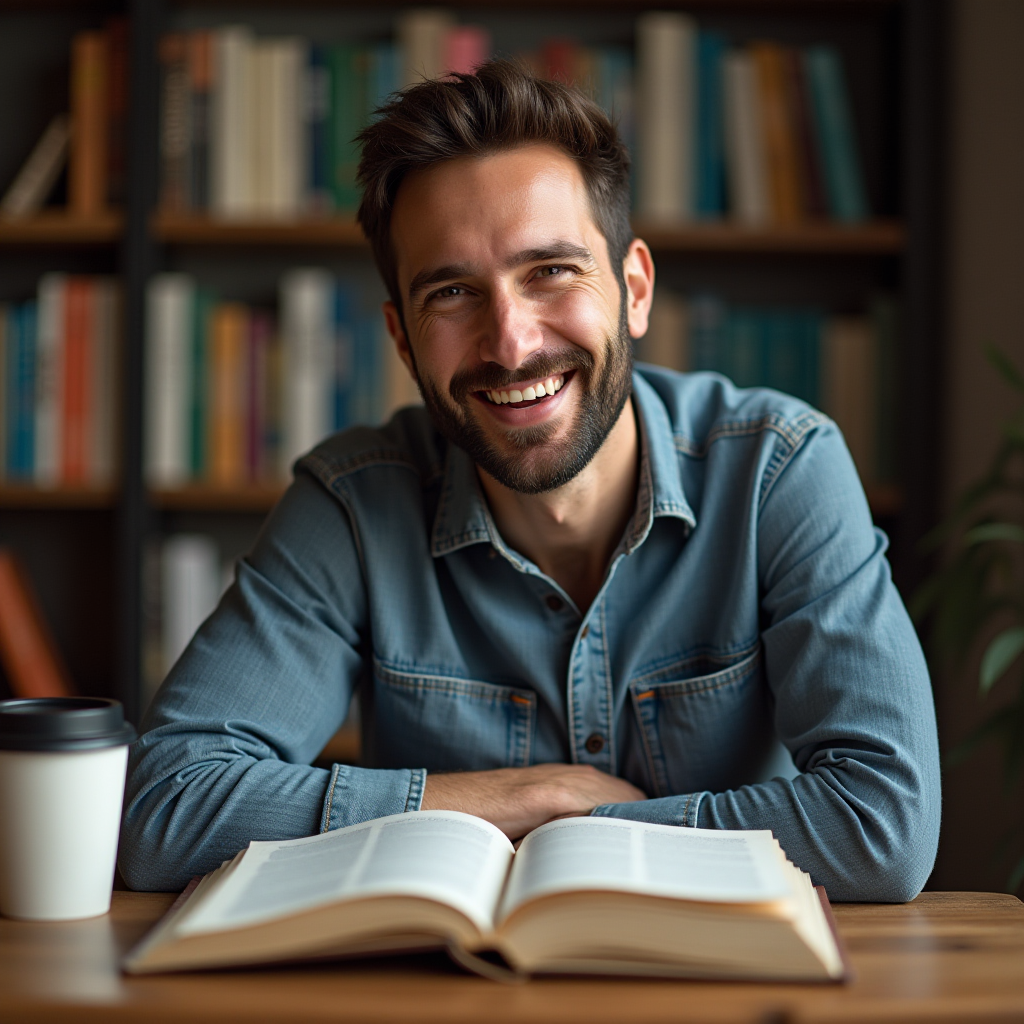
[545,595,564,612]
[585,732,605,754]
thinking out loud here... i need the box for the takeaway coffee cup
[0,698,136,920]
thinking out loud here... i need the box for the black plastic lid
[0,698,136,752]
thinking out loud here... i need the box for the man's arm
[591,422,941,903]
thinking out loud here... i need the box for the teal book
[351,300,383,426]
[803,47,868,223]
[725,308,763,388]
[332,282,353,431]
[689,295,728,374]
[368,42,399,120]
[871,295,899,482]
[330,44,368,211]
[190,289,214,479]
[695,31,726,219]
[762,311,807,403]
[9,303,37,479]
[308,45,334,213]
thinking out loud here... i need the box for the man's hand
[419,764,646,840]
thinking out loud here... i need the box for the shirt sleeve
[119,470,425,892]
[591,420,941,903]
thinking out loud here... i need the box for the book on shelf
[0,277,118,487]
[638,292,898,490]
[124,810,847,982]
[0,548,73,699]
[0,116,71,220]
[144,270,416,489]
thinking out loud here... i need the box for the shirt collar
[430,370,696,559]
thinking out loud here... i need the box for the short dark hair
[356,58,633,313]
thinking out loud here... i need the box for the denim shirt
[121,367,940,900]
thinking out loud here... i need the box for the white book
[0,115,71,219]
[397,8,456,87]
[34,273,67,486]
[723,50,770,227]
[820,315,877,484]
[280,268,334,471]
[270,38,306,218]
[252,41,275,216]
[89,279,118,485]
[212,26,255,218]
[144,274,195,486]
[635,12,696,222]
[638,291,689,372]
[161,534,221,679]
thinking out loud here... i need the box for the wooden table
[3,891,1023,1023]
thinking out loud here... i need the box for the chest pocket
[629,647,773,798]
[368,659,535,772]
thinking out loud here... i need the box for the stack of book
[0,20,127,219]
[0,277,120,486]
[637,293,897,487]
[636,13,868,224]
[144,270,418,488]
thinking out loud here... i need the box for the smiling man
[121,61,940,901]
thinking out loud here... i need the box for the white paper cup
[0,698,135,921]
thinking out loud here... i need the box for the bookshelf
[0,0,946,727]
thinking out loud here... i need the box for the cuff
[591,792,705,828]
[320,764,427,833]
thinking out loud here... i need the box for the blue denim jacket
[121,367,940,900]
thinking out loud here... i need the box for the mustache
[449,349,594,403]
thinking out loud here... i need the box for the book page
[499,817,793,922]
[177,811,514,936]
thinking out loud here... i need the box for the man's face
[385,144,643,494]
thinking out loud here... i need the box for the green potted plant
[913,350,1024,894]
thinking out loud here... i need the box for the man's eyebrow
[407,242,596,302]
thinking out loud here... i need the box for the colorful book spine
[13,303,38,480]
[209,303,247,486]
[804,46,869,223]
[190,289,213,478]
[159,33,192,212]
[68,31,109,215]
[189,31,213,211]
[34,275,65,486]
[61,277,92,483]
[695,31,726,220]
[329,44,366,212]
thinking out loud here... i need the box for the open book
[124,811,847,981]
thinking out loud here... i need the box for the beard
[412,306,634,495]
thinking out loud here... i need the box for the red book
[105,17,129,207]
[542,39,578,86]
[443,26,490,76]
[0,549,73,698]
[61,278,93,483]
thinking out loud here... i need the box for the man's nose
[477,288,545,370]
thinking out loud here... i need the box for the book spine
[252,41,275,216]
[688,295,727,373]
[105,17,129,207]
[89,278,117,485]
[68,31,109,216]
[190,289,213,478]
[397,8,455,87]
[211,26,254,218]
[751,43,802,225]
[61,277,92,484]
[726,308,763,388]
[442,26,490,77]
[804,47,868,223]
[0,304,6,478]
[208,303,246,486]
[161,534,220,678]
[12,304,37,479]
[34,274,66,486]
[872,296,899,483]
[542,38,578,86]
[820,314,877,482]
[247,311,271,481]
[723,50,769,226]
[0,115,71,219]
[786,48,827,220]
[329,45,366,211]
[333,284,353,431]
[0,549,73,698]
[145,274,194,486]
[306,46,333,214]
[695,31,726,220]
[188,31,213,212]
[636,291,689,373]
[159,33,192,213]
[278,39,307,219]
[636,12,696,222]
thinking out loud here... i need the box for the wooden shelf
[153,212,905,255]
[0,210,123,246]
[0,483,116,509]
[150,483,287,512]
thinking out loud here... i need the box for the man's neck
[478,399,640,613]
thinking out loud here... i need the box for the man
[121,62,940,900]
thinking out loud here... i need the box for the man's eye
[429,286,464,301]
[536,266,570,279]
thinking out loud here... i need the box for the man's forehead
[390,144,600,286]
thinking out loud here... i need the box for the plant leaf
[987,347,1024,394]
[980,627,1024,695]
[966,523,1024,546]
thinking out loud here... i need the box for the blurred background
[0,0,1020,896]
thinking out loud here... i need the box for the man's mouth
[476,371,570,407]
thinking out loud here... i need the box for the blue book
[332,283,354,431]
[803,47,868,223]
[12,302,37,479]
[352,304,383,426]
[761,310,819,406]
[307,46,333,213]
[688,295,728,374]
[726,308,763,388]
[369,43,399,120]
[797,310,822,408]
[694,31,727,219]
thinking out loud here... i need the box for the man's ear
[622,238,656,340]
[383,301,417,381]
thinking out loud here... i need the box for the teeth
[500,391,510,403]
[523,386,537,401]
[535,383,546,397]
[488,374,565,405]
[509,389,523,403]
